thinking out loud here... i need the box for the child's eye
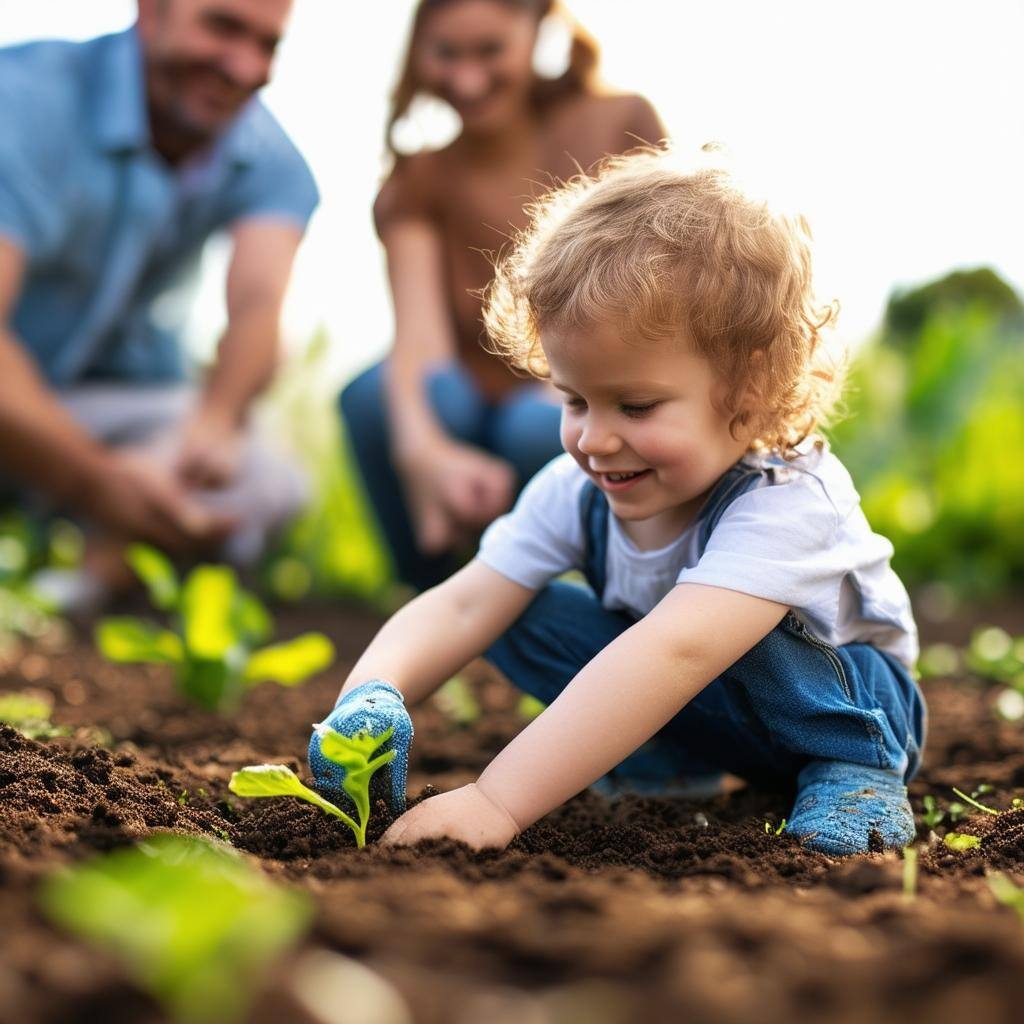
[563,396,587,411]
[620,402,659,418]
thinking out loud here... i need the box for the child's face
[544,320,752,548]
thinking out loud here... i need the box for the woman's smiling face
[544,320,752,550]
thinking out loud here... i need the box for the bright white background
[2,1,1021,381]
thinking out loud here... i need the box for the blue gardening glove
[308,680,413,814]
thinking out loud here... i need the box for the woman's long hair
[385,0,601,157]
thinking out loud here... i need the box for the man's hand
[380,783,520,850]
[86,449,237,552]
[175,404,244,489]
[400,439,516,555]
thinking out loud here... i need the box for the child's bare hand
[381,783,519,851]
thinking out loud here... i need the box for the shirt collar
[88,26,259,167]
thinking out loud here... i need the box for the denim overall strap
[578,460,770,600]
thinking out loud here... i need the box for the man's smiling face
[544,319,752,549]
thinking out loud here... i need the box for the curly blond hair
[483,146,844,454]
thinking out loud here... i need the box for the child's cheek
[559,413,579,456]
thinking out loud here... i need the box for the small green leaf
[243,633,334,687]
[39,834,310,1024]
[944,831,982,852]
[0,690,53,725]
[433,675,481,726]
[96,618,183,664]
[518,694,546,721]
[317,727,396,847]
[126,544,180,611]
[235,591,272,645]
[181,566,239,660]
[229,765,358,835]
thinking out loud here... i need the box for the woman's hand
[400,438,516,555]
[381,783,520,850]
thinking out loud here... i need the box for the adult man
[0,0,317,590]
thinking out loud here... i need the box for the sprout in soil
[95,544,334,713]
[943,831,982,852]
[229,726,395,849]
[39,834,311,1024]
[0,690,69,740]
[921,794,945,829]
[763,818,787,837]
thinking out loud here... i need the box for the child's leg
[664,617,925,854]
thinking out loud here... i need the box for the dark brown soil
[2,599,1024,1024]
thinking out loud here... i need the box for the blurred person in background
[0,0,317,606]
[341,0,665,591]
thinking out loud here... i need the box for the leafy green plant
[95,545,334,712]
[230,726,395,849]
[0,690,68,740]
[38,834,311,1024]
[763,818,787,837]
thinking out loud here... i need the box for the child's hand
[309,680,413,813]
[381,783,519,851]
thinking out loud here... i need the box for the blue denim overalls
[485,462,925,790]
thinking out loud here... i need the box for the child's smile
[544,320,753,550]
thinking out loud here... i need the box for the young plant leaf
[181,565,239,660]
[243,633,335,687]
[39,834,310,1024]
[944,831,982,852]
[125,544,180,611]
[96,618,183,665]
[952,786,1000,816]
[0,690,68,740]
[318,727,396,848]
[433,675,481,726]
[229,764,359,837]
[235,591,272,645]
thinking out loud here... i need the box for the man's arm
[176,219,303,487]
[384,584,788,848]
[0,237,230,550]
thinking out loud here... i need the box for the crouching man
[0,0,317,601]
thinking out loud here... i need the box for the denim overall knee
[486,460,925,787]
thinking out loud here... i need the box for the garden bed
[2,601,1024,1024]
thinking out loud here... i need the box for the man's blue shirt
[0,29,319,385]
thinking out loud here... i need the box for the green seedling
[230,726,395,849]
[966,626,1024,689]
[952,786,1000,816]
[39,834,311,1024]
[902,846,918,902]
[763,818,787,837]
[0,690,69,740]
[432,675,481,726]
[921,794,945,829]
[943,831,982,852]
[96,544,334,712]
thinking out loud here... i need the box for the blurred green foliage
[40,834,311,1024]
[96,545,334,713]
[261,332,393,603]
[830,267,1024,596]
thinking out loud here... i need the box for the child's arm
[339,558,536,707]
[383,583,788,848]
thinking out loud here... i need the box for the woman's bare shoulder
[544,92,666,161]
[374,151,451,232]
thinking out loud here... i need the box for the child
[310,148,925,856]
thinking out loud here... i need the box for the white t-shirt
[478,444,919,668]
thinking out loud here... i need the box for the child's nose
[577,417,621,456]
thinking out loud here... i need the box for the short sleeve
[676,476,844,613]
[477,454,588,590]
[372,154,438,237]
[0,61,64,259]
[225,108,319,229]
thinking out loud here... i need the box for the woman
[341,0,664,590]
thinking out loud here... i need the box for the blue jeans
[486,581,925,787]
[340,361,563,591]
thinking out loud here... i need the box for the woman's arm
[340,558,536,707]
[384,583,787,848]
